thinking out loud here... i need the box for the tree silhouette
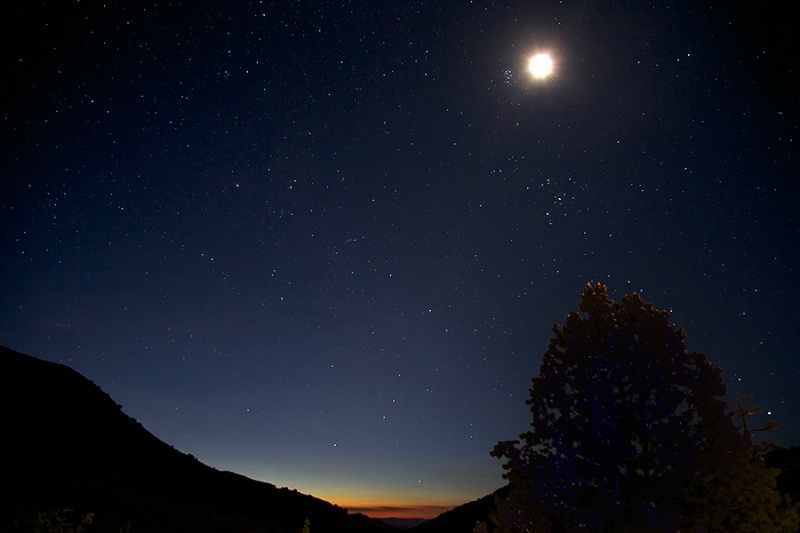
[490,283,798,532]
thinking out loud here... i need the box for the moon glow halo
[529,53,554,78]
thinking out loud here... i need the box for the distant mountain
[407,486,509,533]
[380,517,427,529]
[0,345,395,533]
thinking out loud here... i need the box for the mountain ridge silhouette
[1,344,396,533]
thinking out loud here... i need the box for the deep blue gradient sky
[2,0,798,519]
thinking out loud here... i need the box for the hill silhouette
[405,486,508,532]
[1,345,394,533]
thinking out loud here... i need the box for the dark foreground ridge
[406,486,509,532]
[0,345,395,533]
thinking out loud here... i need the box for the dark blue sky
[2,0,798,519]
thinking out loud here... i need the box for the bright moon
[529,53,553,78]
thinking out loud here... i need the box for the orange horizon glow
[326,494,462,519]
[227,461,496,521]
[344,503,456,520]
[304,488,467,519]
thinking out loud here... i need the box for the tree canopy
[490,283,798,532]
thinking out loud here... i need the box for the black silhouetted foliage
[490,283,799,532]
[9,508,94,533]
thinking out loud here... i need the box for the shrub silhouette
[10,508,94,533]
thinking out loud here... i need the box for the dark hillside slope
[408,486,509,533]
[1,345,392,533]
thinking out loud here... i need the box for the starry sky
[2,0,798,520]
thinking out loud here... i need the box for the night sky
[2,0,798,520]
